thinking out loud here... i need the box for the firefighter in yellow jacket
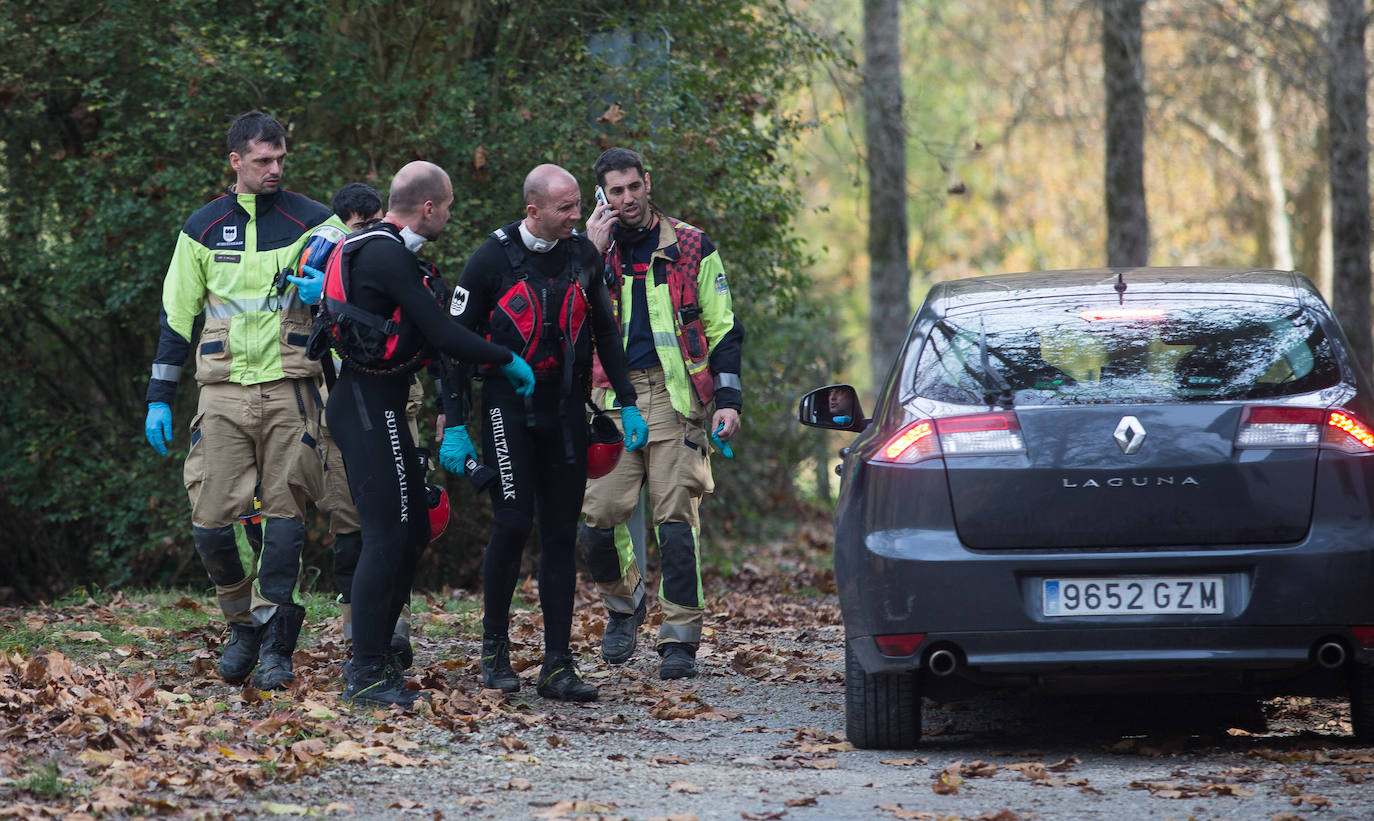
[143,111,339,690]
[580,147,743,680]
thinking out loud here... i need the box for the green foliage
[0,0,837,599]
[17,760,69,799]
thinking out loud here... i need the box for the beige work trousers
[185,378,324,616]
[583,366,714,645]
[185,379,322,526]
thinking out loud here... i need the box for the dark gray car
[799,268,1374,748]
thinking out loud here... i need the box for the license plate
[1042,577,1224,616]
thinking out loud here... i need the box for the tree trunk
[1319,177,1334,299]
[864,0,910,389]
[1101,0,1149,267]
[1252,56,1295,271]
[1328,0,1371,371]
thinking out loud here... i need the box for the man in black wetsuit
[450,163,647,702]
[321,161,535,707]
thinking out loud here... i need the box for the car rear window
[909,297,1342,405]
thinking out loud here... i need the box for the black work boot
[390,632,414,673]
[480,634,520,693]
[658,642,698,680]
[601,597,647,665]
[219,623,261,684]
[537,653,598,702]
[344,662,416,708]
[251,604,305,690]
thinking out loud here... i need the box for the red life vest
[598,217,714,404]
[485,223,591,384]
[306,224,444,375]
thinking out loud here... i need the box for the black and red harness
[484,222,592,400]
[306,222,445,376]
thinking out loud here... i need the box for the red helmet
[426,482,450,541]
[587,413,624,479]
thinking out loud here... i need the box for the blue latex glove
[621,406,648,452]
[145,402,173,456]
[710,421,735,459]
[286,264,324,306]
[499,354,535,397]
[833,415,851,426]
[439,426,478,474]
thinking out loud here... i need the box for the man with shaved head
[319,160,535,706]
[450,163,645,701]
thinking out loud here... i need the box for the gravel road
[248,586,1374,821]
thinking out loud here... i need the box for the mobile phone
[594,186,617,224]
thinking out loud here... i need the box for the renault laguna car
[799,268,1374,748]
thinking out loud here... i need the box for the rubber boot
[537,653,598,702]
[252,603,305,690]
[658,642,698,680]
[219,623,262,684]
[344,661,416,708]
[601,596,646,665]
[480,633,520,693]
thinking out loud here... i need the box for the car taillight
[873,412,1024,464]
[936,412,1025,455]
[1325,411,1374,452]
[1236,406,1374,453]
[874,633,925,657]
[875,420,939,463]
[1352,626,1374,650]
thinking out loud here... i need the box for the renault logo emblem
[1114,416,1146,455]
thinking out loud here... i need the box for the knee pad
[332,531,363,603]
[657,521,701,608]
[193,526,247,586]
[579,523,621,583]
[258,518,305,604]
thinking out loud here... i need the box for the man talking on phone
[579,147,744,680]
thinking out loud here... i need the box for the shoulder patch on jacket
[715,271,729,294]
[449,285,470,316]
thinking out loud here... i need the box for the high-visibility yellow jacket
[146,188,338,404]
[594,212,743,421]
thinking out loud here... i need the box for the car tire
[1350,663,1374,742]
[845,637,921,749]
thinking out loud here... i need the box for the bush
[0,0,839,601]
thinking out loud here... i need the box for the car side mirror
[798,384,866,431]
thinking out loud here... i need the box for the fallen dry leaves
[2,532,1368,819]
[1130,779,1257,799]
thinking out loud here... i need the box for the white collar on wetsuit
[519,221,558,254]
[399,225,428,253]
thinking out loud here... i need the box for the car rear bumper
[840,527,1374,684]
[851,624,1369,676]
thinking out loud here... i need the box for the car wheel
[845,637,921,749]
[1350,664,1374,742]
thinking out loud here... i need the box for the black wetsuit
[326,220,512,673]
[452,225,636,657]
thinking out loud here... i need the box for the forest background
[0,0,1359,601]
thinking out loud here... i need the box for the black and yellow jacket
[146,188,338,405]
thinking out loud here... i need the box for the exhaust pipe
[927,648,959,677]
[1316,640,1347,669]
